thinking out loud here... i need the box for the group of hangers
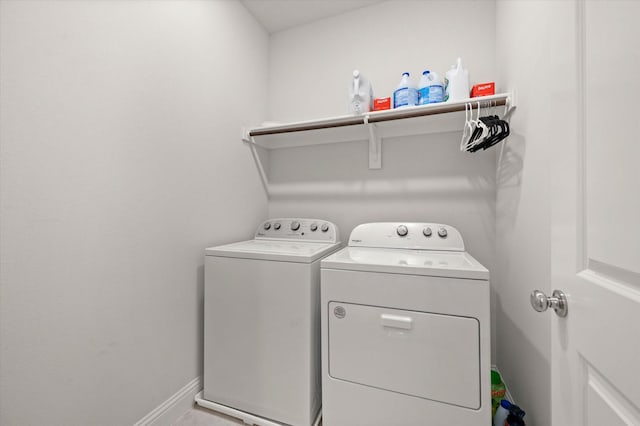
[460,101,510,152]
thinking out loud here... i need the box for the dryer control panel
[348,222,464,252]
[255,218,339,243]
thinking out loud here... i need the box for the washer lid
[205,239,341,263]
[321,247,489,280]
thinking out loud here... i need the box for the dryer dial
[397,225,408,237]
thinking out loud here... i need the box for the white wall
[268,0,497,123]
[494,1,553,424]
[266,0,499,350]
[0,1,268,424]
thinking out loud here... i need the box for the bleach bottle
[393,72,417,108]
[418,70,431,105]
[418,70,444,105]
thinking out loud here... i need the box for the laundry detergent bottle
[349,70,373,115]
[491,370,507,416]
[444,57,470,101]
[393,72,417,108]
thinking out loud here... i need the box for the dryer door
[328,302,480,409]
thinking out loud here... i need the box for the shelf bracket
[241,127,270,198]
[241,127,252,144]
[364,115,382,169]
[504,90,517,120]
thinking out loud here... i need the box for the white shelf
[242,92,515,179]
[244,93,512,151]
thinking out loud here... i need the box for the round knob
[274,222,281,230]
[397,225,408,237]
[310,223,318,232]
[321,223,330,232]
[423,227,432,237]
[438,227,448,238]
[263,222,271,230]
[530,289,568,317]
[291,221,300,231]
[530,290,548,312]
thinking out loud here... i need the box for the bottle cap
[491,370,502,385]
[500,399,512,409]
[353,70,360,78]
[402,72,410,77]
[422,70,430,75]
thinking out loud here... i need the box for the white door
[550,1,640,424]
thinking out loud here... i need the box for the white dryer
[196,218,340,426]
[320,222,490,425]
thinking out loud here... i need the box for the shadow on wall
[265,129,502,277]
[496,131,525,222]
[265,131,498,204]
[494,293,550,426]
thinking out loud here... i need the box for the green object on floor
[491,370,507,418]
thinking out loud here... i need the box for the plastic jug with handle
[349,70,373,115]
[445,57,470,101]
[419,70,444,105]
[393,72,418,108]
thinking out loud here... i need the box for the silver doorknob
[530,289,568,317]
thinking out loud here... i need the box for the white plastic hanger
[460,102,475,151]
[464,101,489,152]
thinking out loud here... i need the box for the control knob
[423,227,432,237]
[291,221,300,231]
[321,223,330,232]
[263,222,271,230]
[438,227,448,238]
[397,225,408,237]
[274,223,281,230]
[310,223,318,232]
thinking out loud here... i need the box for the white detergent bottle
[393,72,417,108]
[348,70,373,115]
[427,71,444,103]
[418,70,431,105]
[444,57,470,101]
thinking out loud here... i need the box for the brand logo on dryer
[333,306,346,319]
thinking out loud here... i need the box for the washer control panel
[255,218,339,243]
[348,222,464,251]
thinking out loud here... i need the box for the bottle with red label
[491,370,507,417]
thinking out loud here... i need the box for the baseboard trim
[134,376,202,426]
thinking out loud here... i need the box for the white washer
[320,222,490,425]
[197,218,340,426]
